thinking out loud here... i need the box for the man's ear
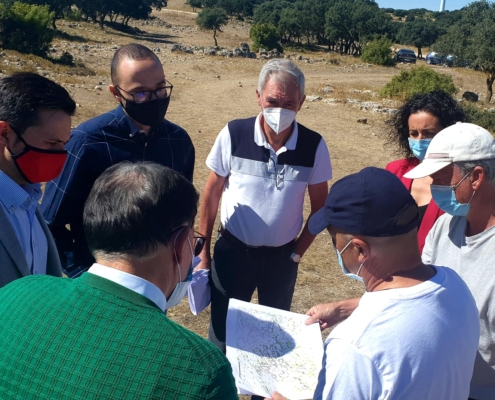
[472,166,484,191]
[172,227,190,267]
[109,85,121,103]
[256,89,262,108]
[297,94,306,112]
[352,238,370,262]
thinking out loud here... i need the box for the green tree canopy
[325,0,391,55]
[187,0,202,12]
[434,0,495,101]
[361,35,395,66]
[249,22,281,52]
[196,7,228,46]
[0,1,54,56]
[397,19,441,59]
[380,66,456,99]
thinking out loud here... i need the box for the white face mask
[166,232,198,310]
[262,107,297,135]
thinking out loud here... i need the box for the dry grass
[7,4,495,395]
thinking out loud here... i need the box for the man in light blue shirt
[0,73,76,287]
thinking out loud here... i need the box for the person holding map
[267,167,480,400]
[197,59,332,356]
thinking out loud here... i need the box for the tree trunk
[213,29,218,47]
[486,73,495,102]
[52,17,57,30]
[417,47,422,59]
[99,14,105,29]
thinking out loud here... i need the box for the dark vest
[228,117,321,168]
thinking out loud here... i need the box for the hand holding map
[226,299,324,400]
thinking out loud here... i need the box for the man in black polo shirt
[41,43,195,278]
[197,60,332,361]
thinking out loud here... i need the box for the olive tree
[196,7,228,46]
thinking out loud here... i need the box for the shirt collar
[254,112,298,152]
[114,104,161,139]
[88,263,167,311]
[0,171,41,213]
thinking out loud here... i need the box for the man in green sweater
[0,161,238,399]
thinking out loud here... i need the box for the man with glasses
[404,123,495,400]
[41,43,195,278]
[0,73,76,288]
[0,161,237,399]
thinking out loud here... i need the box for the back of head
[84,161,198,261]
[0,72,76,134]
[309,167,419,238]
[257,59,305,97]
[110,43,160,85]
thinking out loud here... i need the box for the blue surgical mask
[408,138,432,161]
[332,239,365,284]
[166,232,196,310]
[430,172,475,217]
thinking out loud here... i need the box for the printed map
[226,299,324,399]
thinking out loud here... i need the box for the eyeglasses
[116,80,173,104]
[171,225,206,257]
[193,231,207,257]
[451,171,471,191]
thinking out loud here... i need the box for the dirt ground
[4,0,492,379]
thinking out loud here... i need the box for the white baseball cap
[404,122,495,179]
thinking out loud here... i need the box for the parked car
[444,54,457,67]
[396,49,417,64]
[425,52,444,65]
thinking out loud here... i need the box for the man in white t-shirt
[267,167,479,400]
[404,123,495,400]
[197,60,332,356]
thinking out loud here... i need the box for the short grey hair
[454,158,495,187]
[257,59,305,98]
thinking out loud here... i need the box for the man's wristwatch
[290,253,301,263]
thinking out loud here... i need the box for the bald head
[110,43,161,85]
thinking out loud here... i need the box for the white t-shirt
[314,266,479,400]
[206,114,332,247]
[423,214,495,400]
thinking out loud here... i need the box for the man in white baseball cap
[405,122,495,400]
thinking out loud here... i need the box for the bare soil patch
[4,0,492,365]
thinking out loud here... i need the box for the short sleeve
[308,138,332,185]
[313,338,382,400]
[422,222,436,265]
[205,125,232,177]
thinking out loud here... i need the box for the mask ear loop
[173,227,188,282]
[467,190,476,205]
[356,261,365,277]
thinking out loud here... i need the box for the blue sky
[377,0,472,11]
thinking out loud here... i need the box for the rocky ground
[2,4,492,392]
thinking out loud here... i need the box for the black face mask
[122,97,170,129]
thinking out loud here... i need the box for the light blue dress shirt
[0,171,47,274]
[88,263,167,311]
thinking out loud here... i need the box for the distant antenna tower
[439,0,446,12]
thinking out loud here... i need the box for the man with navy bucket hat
[266,167,479,400]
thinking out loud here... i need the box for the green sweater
[0,273,238,399]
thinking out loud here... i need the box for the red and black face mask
[8,128,67,184]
